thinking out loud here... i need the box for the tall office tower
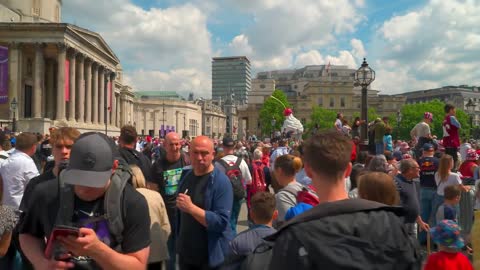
[212,56,251,105]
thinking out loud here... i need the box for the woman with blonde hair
[434,155,468,215]
[130,165,171,270]
[358,172,400,206]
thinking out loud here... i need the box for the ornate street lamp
[396,110,402,139]
[466,98,476,137]
[271,117,276,139]
[354,58,375,144]
[10,97,17,132]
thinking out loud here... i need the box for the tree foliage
[259,90,291,136]
[306,106,337,132]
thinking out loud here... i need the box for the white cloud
[373,0,480,93]
[63,0,213,96]
[350,38,366,61]
[228,35,253,56]
[124,68,211,98]
[294,50,324,67]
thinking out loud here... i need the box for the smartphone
[44,225,80,259]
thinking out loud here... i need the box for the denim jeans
[166,234,176,270]
[230,199,244,235]
[418,187,436,244]
[375,143,384,155]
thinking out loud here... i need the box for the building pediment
[68,25,120,64]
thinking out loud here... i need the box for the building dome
[0,0,62,23]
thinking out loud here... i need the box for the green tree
[305,106,337,134]
[259,90,291,136]
[352,107,380,125]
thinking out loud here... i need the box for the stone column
[8,42,21,121]
[68,51,76,122]
[111,92,117,127]
[45,59,54,119]
[115,95,120,127]
[92,63,98,124]
[33,43,44,118]
[76,54,85,123]
[56,43,67,121]
[143,109,148,135]
[98,67,105,125]
[85,59,92,123]
[153,110,158,137]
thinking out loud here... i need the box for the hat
[422,143,434,152]
[222,137,235,147]
[60,133,114,188]
[466,149,479,161]
[424,112,433,120]
[430,220,464,249]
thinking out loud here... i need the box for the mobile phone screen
[44,225,80,259]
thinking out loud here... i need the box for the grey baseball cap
[60,132,114,188]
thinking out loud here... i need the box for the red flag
[108,81,112,111]
[64,59,70,101]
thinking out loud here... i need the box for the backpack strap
[55,175,75,226]
[104,164,132,252]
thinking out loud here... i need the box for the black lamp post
[466,98,475,138]
[10,97,17,132]
[396,110,402,140]
[271,117,276,139]
[354,58,375,144]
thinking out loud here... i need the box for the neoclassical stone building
[0,23,135,134]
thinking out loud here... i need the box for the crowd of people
[0,102,476,270]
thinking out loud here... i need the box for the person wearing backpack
[258,130,422,270]
[271,154,304,228]
[215,137,252,234]
[118,125,153,183]
[17,132,151,270]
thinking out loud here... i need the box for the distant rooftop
[212,56,250,63]
[134,91,185,100]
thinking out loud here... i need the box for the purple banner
[166,125,170,133]
[161,125,165,137]
[0,46,8,104]
[172,126,175,132]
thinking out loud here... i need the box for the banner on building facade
[161,125,165,138]
[166,125,170,133]
[64,59,70,101]
[0,46,8,104]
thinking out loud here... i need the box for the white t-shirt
[335,119,342,131]
[435,172,462,196]
[460,143,472,162]
[1,150,40,208]
[215,154,252,185]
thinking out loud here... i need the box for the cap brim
[60,169,112,188]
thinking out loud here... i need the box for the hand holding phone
[44,225,80,259]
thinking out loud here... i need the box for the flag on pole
[65,59,70,101]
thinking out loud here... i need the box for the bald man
[176,136,233,269]
[151,132,191,270]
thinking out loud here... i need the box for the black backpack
[218,157,246,201]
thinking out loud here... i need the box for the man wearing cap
[215,137,252,234]
[18,132,151,270]
[411,112,434,158]
[417,143,439,244]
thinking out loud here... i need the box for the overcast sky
[63,0,480,98]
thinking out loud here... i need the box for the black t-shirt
[151,155,187,226]
[419,156,439,188]
[40,139,52,160]
[118,147,153,182]
[177,172,210,265]
[19,169,55,212]
[17,178,151,261]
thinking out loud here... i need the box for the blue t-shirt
[383,135,393,152]
[436,204,457,224]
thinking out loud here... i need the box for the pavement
[237,201,249,233]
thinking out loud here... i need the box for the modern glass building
[212,56,251,105]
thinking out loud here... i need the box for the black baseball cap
[60,133,114,188]
[223,137,235,147]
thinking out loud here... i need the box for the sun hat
[466,148,479,161]
[60,132,115,188]
[430,220,464,249]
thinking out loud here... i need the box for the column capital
[110,72,117,81]
[92,62,99,71]
[56,42,68,52]
[34,42,47,50]
[77,53,85,62]
[9,42,23,49]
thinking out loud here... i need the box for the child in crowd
[229,192,278,256]
[424,220,473,270]
[436,184,461,224]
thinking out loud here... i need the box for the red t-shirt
[424,251,473,270]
